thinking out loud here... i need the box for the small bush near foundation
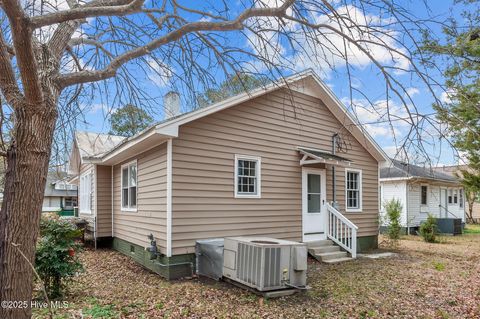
[384,199,402,247]
[35,217,84,298]
[419,215,438,243]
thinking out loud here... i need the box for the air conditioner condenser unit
[223,237,307,291]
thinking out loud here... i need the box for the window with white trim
[234,155,261,198]
[421,185,428,206]
[459,189,464,208]
[121,161,137,210]
[453,189,458,204]
[345,169,362,211]
[448,189,453,204]
[79,171,92,213]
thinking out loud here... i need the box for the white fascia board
[154,71,314,135]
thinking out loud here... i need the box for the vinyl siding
[78,163,95,232]
[171,88,380,255]
[406,182,465,226]
[112,143,168,253]
[380,181,407,226]
[96,165,112,237]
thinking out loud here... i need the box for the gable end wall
[171,89,379,255]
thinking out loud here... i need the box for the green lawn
[464,223,480,234]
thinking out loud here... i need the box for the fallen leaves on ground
[33,234,480,318]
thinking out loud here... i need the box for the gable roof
[380,159,460,183]
[75,131,126,159]
[76,70,389,165]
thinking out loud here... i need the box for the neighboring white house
[42,173,78,214]
[380,159,465,232]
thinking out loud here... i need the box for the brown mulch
[33,234,480,318]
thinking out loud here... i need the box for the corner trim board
[166,138,173,257]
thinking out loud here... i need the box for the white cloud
[344,97,413,138]
[406,87,420,97]
[86,103,117,115]
[146,58,172,87]
[440,89,456,104]
[246,4,411,78]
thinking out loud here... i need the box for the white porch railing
[326,203,358,258]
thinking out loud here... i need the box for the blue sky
[75,0,466,166]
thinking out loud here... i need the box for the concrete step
[323,257,354,264]
[316,251,348,261]
[305,240,334,248]
[308,245,341,255]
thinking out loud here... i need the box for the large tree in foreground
[0,0,447,317]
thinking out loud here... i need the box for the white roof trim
[155,70,388,163]
[89,70,388,164]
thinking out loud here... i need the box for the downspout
[332,133,338,207]
[94,165,98,250]
[406,182,409,235]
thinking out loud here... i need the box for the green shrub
[419,214,438,243]
[35,217,84,298]
[384,199,403,243]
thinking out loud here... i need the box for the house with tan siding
[68,71,388,279]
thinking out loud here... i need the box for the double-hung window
[121,161,137,211]
[234,155,261,198]
[421,185,428,206]
[448,189,453,204]
[459,189,464,208]
[453,189,458,204]
[345,169,362,212]
[79,171,92,214]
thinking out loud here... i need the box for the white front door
[440,188,448,218]
[302,168,327,242]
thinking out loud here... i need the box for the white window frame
[448,189,453,205]
[345,168,362,212]
[234,154,261,199]
[459,189,464,208]
[121,160,138,212]
[79,171,92,214]
[453,189,458,205]
[420,184,428,206]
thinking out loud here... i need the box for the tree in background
[424,0,480,222]
[197,73,267,108]
[0,0,453,317]
[109,104,154,137]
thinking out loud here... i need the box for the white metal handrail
[325,203,358,258]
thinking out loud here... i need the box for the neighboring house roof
[75,131,126,159]
[380,159,460,183]
[73,70,389,165]
[44,172,78,197]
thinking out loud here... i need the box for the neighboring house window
[459,189,464,208]
[79,172,92,213]
[448,189,453,204]
[64,197,77,208]
[121,161,137,211]
[345,169,362,211]
[234,155,261,198]
[421,185,428,206]
[453,189,458,204]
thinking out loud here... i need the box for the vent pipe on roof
[163,91,181,120]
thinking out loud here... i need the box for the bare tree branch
[56,0,295,87]
[30,0,145,29]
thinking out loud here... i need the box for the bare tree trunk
[0,102,57,319]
